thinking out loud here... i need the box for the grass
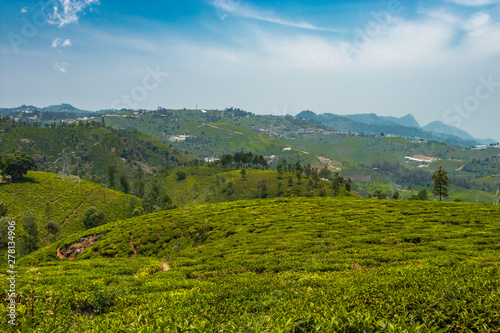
[3,197,499,332]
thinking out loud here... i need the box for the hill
[0,121,192,186]
[153,166,351,207]
[296,110,481,147]
[11,197,500,331]
[0,171,140,242]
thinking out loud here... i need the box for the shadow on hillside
[0,176,40,186]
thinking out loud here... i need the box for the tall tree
[432,167,452,201]
[108,165,117,188]
[120,174,130,194]
[20,211,38,255]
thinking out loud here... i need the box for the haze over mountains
[297,111,497,147]
[1,103,497,146]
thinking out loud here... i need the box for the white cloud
[47,0,100,27]
[20,7,28,13]
[211,0,341,32]
[53,61,69,73]
[444,0,500,5]
[52,38,62,48]
[52,38,72,48]
[61,39,72,47]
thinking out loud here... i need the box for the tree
[120,175,130,194]
[345,178,352,192]
[392,191,400,200]
[0,202,7,217]
[372,189,387,199]
[258,180,268,198]
[45,220,60,235]
[432,167,452,201]
[296,170,302,183]
[82,207,106,229]
[319,166,331,180]
[0,150,36,181]
[0,217,11,249]
[418,189,429,201]
[277,180,283,196]
[277,165,283,179]
[176,171,186,181]
[20,211,38,255]
[142,190,158,213]
[240,168,246,179]
[132,171,145,198]
[107,165,117,188]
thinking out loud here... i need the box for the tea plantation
[2,197,500,332]
[0,171,140,241]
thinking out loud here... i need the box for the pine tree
[432,167,452,201]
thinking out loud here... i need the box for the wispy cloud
[20,7,27,13]
[47,0,100,27]
[211,0,341,32]
[51,38,72,48]
[54,61,69,73]
[444,0,500,5]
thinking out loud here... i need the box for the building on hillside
[404,155,438,165]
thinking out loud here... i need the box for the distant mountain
[296,111,479,147]
[42,103,81,112]
[423,121,476,142]
[423,121,497,146]
[0,103,90,115]
[344,113,420,128]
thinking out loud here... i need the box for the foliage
[0,171,140,243]
[82,207,106,229]
[0,202,7,217]
[7,197,500,331]
[45,220,60,235]
[0,149,36,181]
[20,211,38,255]
[432,167,452,201]
[119,174,130,194]
[108,165,116,188]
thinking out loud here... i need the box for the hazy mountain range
[1,104,496,147]
[297,111,497,147]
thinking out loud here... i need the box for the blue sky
[1,0,499,140]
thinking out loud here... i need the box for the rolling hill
[0,171,141,242]
[10,197,500,331]
[0,122,192,185]
[152,166,352,207]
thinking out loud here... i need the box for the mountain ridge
[296,110,495,146]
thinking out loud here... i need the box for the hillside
[153,166,351,207]
[0,121,192,185]
[101,109,499,202]
[0,171,140,242]
[10,197,500,331]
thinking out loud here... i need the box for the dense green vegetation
[2,197,499,331]
[0,171,140,244]
[0,119,191,186]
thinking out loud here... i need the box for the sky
[0,0,499,141]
